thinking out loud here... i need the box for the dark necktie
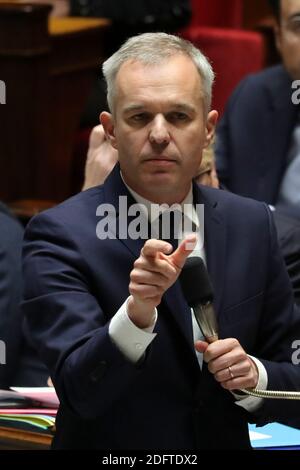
[158,210,182,250]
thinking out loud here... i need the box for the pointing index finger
[170,234,197,269]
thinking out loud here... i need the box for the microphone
[180,258,300,400]
[180,257,219,343]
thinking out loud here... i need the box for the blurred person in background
[215,0,300,307]
[215,0,300,218]
[0,203,49,388]
[0,203,24,388]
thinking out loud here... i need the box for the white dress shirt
[109,181,267,412]
[278,112,300,206]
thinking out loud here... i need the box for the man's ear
[203,110,218,149]
[100,112,118,149]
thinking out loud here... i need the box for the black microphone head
[179,257,213,307]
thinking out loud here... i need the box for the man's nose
[149,115,170,147]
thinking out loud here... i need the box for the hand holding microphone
[180,257,300,400]
[195,338,259,391]
[179,257,258,391]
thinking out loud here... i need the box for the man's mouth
[143,157,177,166]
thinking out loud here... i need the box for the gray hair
[102,32,215,114]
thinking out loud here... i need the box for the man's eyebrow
[123,105,146,115]
[170,103,196,113]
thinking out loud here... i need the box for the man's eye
[288,20,300,33]
[131,114,148,122]
[169,112,188,121]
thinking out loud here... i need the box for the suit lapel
[161,281,196,352]
[103,164,146,258]
[193,184,227,320]
[162,184,227,350]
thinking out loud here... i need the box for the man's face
[276,0,300,79]
[101,54,217,204]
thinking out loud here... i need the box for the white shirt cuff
[233,355,268,413]
[109,297,157,363]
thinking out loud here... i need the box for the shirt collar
[121,172,198,227]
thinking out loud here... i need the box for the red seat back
[190,0,243,28]
[181,26,265,115]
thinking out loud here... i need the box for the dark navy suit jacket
[216,65,298,205]
[22,165,300,450]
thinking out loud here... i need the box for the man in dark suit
[215,0,300,212]
[215,64,297,205]
[22,32,300,450]
[215,0,300,306]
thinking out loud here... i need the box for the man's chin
[143,172,177,188]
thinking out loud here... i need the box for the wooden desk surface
[0,426,53,450]
[0,2,111,36]
[49,17,110,36]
